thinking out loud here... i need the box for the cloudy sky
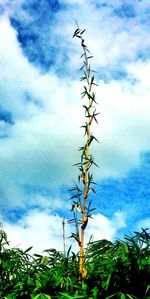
[0,0,150,253]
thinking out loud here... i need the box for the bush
[0,228,149,298]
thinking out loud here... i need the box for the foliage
[86,228,150,298]
[0,227,149,298]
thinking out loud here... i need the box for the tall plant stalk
[62,218,66,256]
[69,24,99,282]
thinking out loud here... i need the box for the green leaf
[33,294,52,299]
[81,29,86,35]
[81,218,88,230]
[3,231,9,243]
[59,293,73,299]
[35,279,41,289]
[72,28,80,38]
[80,76,87,81]
[105,294,117,299]
[92,286,99,298]
[67,245,72,258]
[81,39,87,48]
[34,253,42,258]
[40,256,48,265]
[23,246,33,254]
[102,274,111,290]
[120,293,126,299]
[146,284,150,294]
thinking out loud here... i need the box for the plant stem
[72,24,99,283]
[79,46,91,280]
[62,218,66,256]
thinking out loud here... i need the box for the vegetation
[1,26,150,298]
[69,24,99,282]
[0,227,149,298]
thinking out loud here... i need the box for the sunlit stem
[79,30,92,281]
[72,23,98,283]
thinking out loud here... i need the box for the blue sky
[0,0,150,252]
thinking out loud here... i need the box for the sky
[0,0,150,253]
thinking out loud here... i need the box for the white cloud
[31,194,69,211]
[0,16,40,118]
[2,210,126,253]
[94,65,150,178]
[53,0,150,73]
[0,17,82,208]
[3,210,69,253]
[126,61,150,89]
[0,4,149,214]
[86,211,126,242]
[0,0,28,19]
